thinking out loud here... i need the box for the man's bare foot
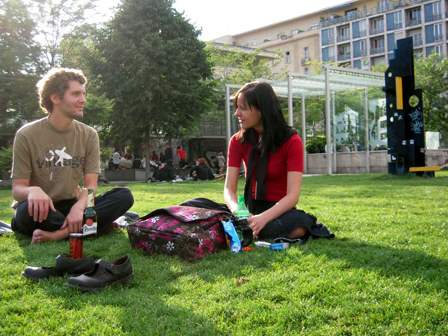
[31,228,69,244]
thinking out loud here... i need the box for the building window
[340,45,351,55]
[340,26,350,36]
[251,39,257,46]
[434,45,443,55]
[373,38,385,49]
[328,47,335,61]
[304,47,309,59]
[360,39,367,56]
[412,33,422,46]
[359,20,367,36]
[241,42,248,46]
[305,68,309,74]
[278,33,286,39]
[373,18,384,29]
[338,26,350,42]
[346,8,357,19]
[409,9,421,20]
[328,28,335,43]
[286,51,291,63]
[309,24,319,30]
[370,18,384,35]
[378,0,391,11]
[433,2,442,18]
[263,36,271,42]
[434,23,443,41]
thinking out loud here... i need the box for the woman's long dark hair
[233,81,292,155]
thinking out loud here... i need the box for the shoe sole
[21,272,43,281]
[66,273,134,292]
[21,268,95,282]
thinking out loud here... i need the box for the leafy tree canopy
[414,52,448,134]
[32,0,97,69]
[95,0,214,143]
[206,43,286,91]
[0,0,43,145]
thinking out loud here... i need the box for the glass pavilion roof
[268,66,385,98]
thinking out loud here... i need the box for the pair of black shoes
[22,254,134,292]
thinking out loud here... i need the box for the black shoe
[0,220,13,234]
[21,255,95,281]
[66,255,134,292]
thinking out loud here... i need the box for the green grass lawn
[1,172,448,335]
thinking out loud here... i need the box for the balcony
[394,22,403,29]
[337,53,351,61]
[319,0,430,28]
[434,34,444,42]
[413,37,423,46]
[328,37,335,44]
[405,18,422,27]
[360,30,367,37]
[371,46,385,55]
[361,50,368,56]
[369,27,384,35]
[328,56,336,62]
[337,35,351,42]
[301,57,311,65]
[426,13,442,22]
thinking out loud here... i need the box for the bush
[0,147,13,173]
[306,136,326,154]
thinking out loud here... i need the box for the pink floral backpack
[127,205,230,260]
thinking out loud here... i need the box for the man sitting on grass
[10,68,134,244]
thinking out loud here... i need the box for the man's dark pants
[11,187,134,236]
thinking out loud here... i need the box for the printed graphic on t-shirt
[36,145,83,182]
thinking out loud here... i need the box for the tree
[57,23,117,146]
[0,0,43,146]
[201,43,285,136]
[414,53,448,135]
[206,43,286,90]
[32,0,97,69]
[95,0,214,178]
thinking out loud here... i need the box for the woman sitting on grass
[224,81,333,240]
[189,158,214,181]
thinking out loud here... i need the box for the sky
[95,0,348,41]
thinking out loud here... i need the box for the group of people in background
[108,143,228,183]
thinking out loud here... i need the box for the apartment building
[213,11,322,75]
[212,0,447,73]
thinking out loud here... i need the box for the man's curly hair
[36,68,87,114]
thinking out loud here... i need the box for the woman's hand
[247,214,269,239]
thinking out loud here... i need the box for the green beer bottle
[234,195,250,221]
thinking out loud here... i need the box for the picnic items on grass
[127,205,230,260]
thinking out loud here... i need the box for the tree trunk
[145,126,150,181]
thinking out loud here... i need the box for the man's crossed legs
[11,187,134,244]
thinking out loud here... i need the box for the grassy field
[1,172,448,335]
